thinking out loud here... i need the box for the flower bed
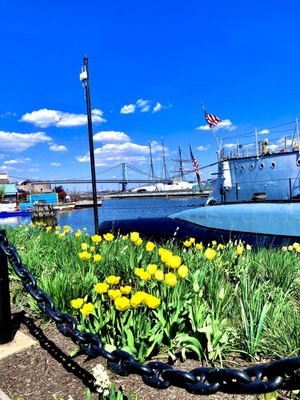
[6,223,300,367]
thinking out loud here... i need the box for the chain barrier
[1,231,300,395]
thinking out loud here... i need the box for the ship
[99,117,300,248]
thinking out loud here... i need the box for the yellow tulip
[204,248,216,260]
[195,243,203,251]
[79,251,92,260]
[147,264,158,275]
[120,285,132,295]
[154,270,164,281]
[140,271,151,281]
[103,233,114,241]
[236,245,243,256]
[130,232,140,242]
[80,302,94,316]
[146,241,155,252]
[93,254,102,262]
[71,298,84,309]
[178,265,189,278]
[134,238,143,246]
[165,272,177,287]
[130,292,145,308]
[106,275,121,285]
[108,289,121,300]
[114,296,130,311]
[143,294,161,309]
[81,242,88,251]
[91,234,102,243]
[94,282,109,294]
[165,255,182,269]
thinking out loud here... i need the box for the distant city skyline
[1,0,300,190]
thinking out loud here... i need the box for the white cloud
[120,104,136,114]
[49,144,68,152]
[27,168,40,172]
[91,108,103,116]
[20,108,106,128]
[50,162,61,167]
[1,111,17,118]
[153,102,163,113]
[136,99,151,112]
[120,100,169,114]
[93,131,131,143]
[76,141,163,167]
[0,131,52,152]
[196,124,210,131]
[197,145,210,151]
[259,129,269,134]
[224,143,238,149]
[4,159,26,165]
[196,119,236,131]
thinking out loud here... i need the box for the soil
[0,310,287,400]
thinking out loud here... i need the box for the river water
[0,197,206,234]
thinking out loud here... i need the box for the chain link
[1,231,300,395]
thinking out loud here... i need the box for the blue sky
[1,0,300,190]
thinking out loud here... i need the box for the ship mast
[178,146,184,181]
[149,142,155,183]
[161,138,168,180]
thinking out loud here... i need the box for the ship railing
[221,130,300,159]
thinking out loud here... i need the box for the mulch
[0,310,286,400]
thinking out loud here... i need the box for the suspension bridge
[11,161,204,191]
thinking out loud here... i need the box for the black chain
[1,232,300,395]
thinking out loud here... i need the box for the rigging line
[220,121,295,141]
[78,163,123,179]
[126,164,158,178]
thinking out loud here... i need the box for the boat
[99,118,300,248]
[0,210,32,218]
[53,202,76,211]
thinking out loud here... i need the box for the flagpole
[189,145,202,187]
[201,103,221,159]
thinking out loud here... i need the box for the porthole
[260,163,264,169]
[250,163,254,170]
[271,162,276,169]
[240,165,245,170]
[234,164,238,169]
[297,158,300,166]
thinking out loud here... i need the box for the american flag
[189,145,201,185]
[204,110,222,127]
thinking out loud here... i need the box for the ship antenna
[149,142,155,183]
[296,117,300,157]
[255,127,259,159]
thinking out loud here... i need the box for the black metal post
[236,183,239,201]
[289,178,292,201]
[82,56,99,234]
[0,229,12,344]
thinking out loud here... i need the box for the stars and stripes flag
[189,145,201,185]
[204,110,222,127]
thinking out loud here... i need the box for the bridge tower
[121,163,128,191]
